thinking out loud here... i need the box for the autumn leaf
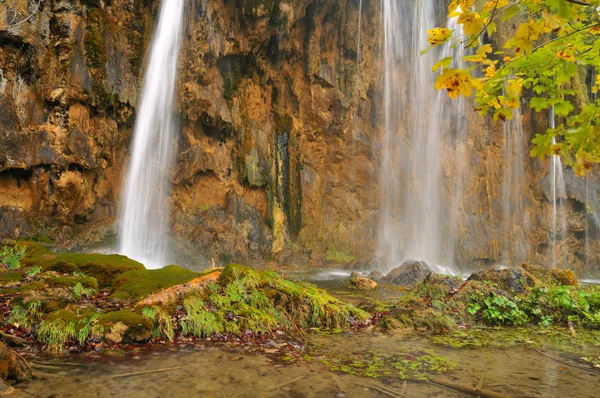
[458,10,484,36]
[427,27,452,46]
[434,68,473,98]
[556,51,575,62]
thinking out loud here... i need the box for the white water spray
[501,106,530,264]
[377,1,463,272]
[550,106,567,268]
[118,0,185,269]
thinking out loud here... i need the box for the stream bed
[15,269,600,397]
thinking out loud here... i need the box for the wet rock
[467,267,535,294]
[521,263,578,286]
[0,341,31,382]
[367,269,384,281]
[346,272,377,290]
[380,259,433,287]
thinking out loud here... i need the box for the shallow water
[19,328,600,398]
[16,269,600,397]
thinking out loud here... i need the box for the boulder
[346,272,377,290]
[467,267,535,294]
[367,269,385,281]
[380,259,433,287]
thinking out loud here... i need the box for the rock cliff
[0,0,598,274]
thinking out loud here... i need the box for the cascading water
[501,106,530,264]
[549,106,568,268]
[377,1,462,272]
[118,0,185,269]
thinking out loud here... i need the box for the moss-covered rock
[522,263,579,286]
[346,272,377,290]
[0,272,24,283]
[111,265,199,300]
[19,242,144,286]
[98,310,152,342]
[179,264,369,337]
[43,274,99,291]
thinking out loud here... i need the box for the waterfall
[377,1,462,272]
[550,106,568,268]
[118,0,185,269]
[501,107,529,264]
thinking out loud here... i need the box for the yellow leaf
[556,51,575,62]
[485,64,496,78]
[427,27,452,46]
[458,10,484,36]
[449,0,474,14]
[484,0,509,11]
[591,26,600,35]
[507,79,523,97]
[433,56,454,72]
[434,68,473,98]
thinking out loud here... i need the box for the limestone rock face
[380,259,433,288]
[0,0,598,274]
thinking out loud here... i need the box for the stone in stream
[367,269,385,281]
[346,272,377,290]
[380,259,433,287]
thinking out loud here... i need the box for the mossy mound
[0,272,24,283]
[43,275,99,291]
[522,263,579,286]
[381,267,600,331]
[149,264,370,339]
[18,242,144,286]
[111,265,199,300]
[98,310,153,342]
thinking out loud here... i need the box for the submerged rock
[346,272,377,290]
[380,259,433,287]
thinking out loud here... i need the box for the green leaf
[531,97,548,112]
[432,56,453,72]
[554,100,574,116]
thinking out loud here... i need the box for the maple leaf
[427,27,452,46]
[434,68,473,98]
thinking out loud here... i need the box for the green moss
[111,265,199,300]
[180,264,369,338]
[44,275,99,291]
[98,310,153,342]
[322,349,456,381]
[0,271,24,282]
[20,242,144,286]
[387,267,600,331]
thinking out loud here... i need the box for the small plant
[38,319,77,351]
[0,245,26,270]
[26,266,43,278]
[481,293,528,326]
[73,282,96,298]
[142,306,175,341]
[37,312,101,351]
[8,299,43,329]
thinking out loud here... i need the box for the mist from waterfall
[377,1,463,272]
[118,0,185,269]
